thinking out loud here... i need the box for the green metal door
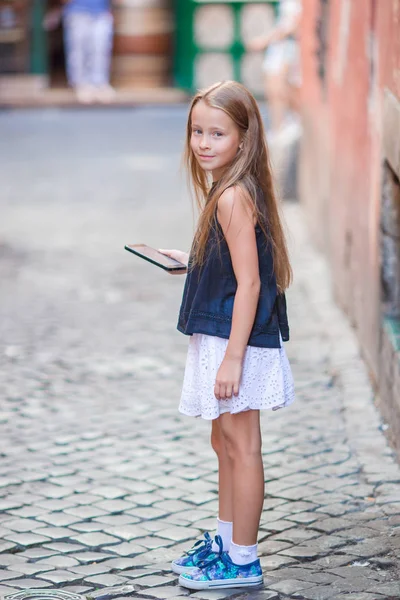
[174,0,279,96]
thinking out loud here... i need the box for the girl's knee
[219,414,262,462]
[211,421,227,457]
[225,436,262,463]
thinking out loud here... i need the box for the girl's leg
[218,410,264,547]
[211,418,233,551]
[63,12,91,89]
[211,417,233,522]
[89,11,114,95]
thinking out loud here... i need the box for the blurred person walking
[248,0,302,142]
[62,0,115,103]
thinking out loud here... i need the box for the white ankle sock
[212,517,232,552]
[229,541,258,565]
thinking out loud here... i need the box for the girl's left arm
[214,187,261,401]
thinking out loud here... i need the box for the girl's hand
[158,249,188,275]
[214,356,242,400]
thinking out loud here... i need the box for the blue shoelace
[185,532,213,560]
[196,534,228,576]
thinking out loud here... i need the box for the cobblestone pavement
[1,108,400,600]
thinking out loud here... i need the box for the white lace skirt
[179,334,295,420]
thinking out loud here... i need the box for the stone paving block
[337,526,383,541]
[64,493,102,505]
[134,575,176,587]
[262,519,294,533]
[331,576,375,594]
[258,539,294,555]
[235,593,279,600]
[260,510,290,525]
[330,594,380,600]
[95,515,141,526]
[37,569,85,584]
[105,542,147,556]
[191,590,247,600]
[18,548,56,560]
[292,585,338,599]
[277,569,339,585]
[140,587,189,598]
[102,524,149,540]
[95,499,136,513]
[1,579,53,589]
[0,571,26,582]
[36,512,80,526]
[260,555,299,570]
[343,538,389,558]
[307,555,353,571]
[36,499,77,511]
[4,518,44,532]
[140,520,172,533]
[0,541,17,552]
[0,499,23,511]
[73,551,111,563]
[190,517,216,531]
[120,567,164,578]
[70,562,113,576]
[285,512,320,525]
[125,493,162,506]
[85,573,131,586]
[135,536,174,549]
[44,542,85,553]
[268,579,315,595]
[35,526,77,539]
[0,554,28,568]
[156,526,200,542]
[279,545,326,560]
[364,582,400,596]
[5,563,56,576]
[128,507,170,520]
[36,555,80,568]
[180,493,217,506]
[89,584,141,599]
[3,532,51,546]
[0,586,20,596]
[71,531,121,547]
[310,517,354,534]
[62,585,94,594]
[65,505,108,519]
[70,521,104,532]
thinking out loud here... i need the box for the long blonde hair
[185,80,292,291]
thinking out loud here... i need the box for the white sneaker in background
[75,85,95,104]
[95,85,116,104]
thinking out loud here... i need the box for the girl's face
[190,100,242,181]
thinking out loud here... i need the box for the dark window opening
[381,161,400,319]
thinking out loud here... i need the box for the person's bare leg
[211,418,233,522]
[218,410,264,545]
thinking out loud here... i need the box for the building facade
[299,0,400,445]
[0,0,278,95]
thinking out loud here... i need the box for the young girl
[160,80,295,590]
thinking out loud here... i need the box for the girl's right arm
[158,249,189,274]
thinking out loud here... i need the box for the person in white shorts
[247,0,302,138]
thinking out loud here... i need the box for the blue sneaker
[171,532,218,575]
[178,544,263,590]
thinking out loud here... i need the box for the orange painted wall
[299,0,400,378]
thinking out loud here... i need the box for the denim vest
[177,213,289,348]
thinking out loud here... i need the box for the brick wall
[299,0,400,439]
